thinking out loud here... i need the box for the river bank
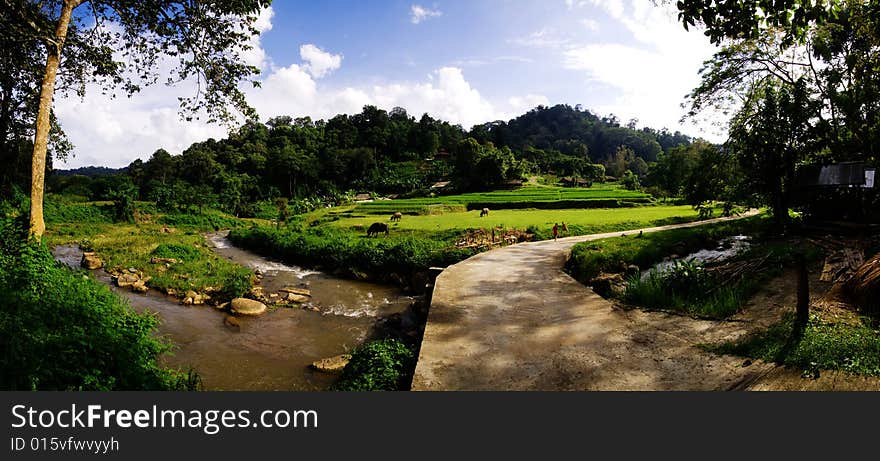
[53,233,421,390]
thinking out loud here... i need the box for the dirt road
[411,211,783,390]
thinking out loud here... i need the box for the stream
[53,232,417,390]
[643,235,752,277]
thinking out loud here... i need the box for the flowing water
[643,235,752,277]
[53,233,415,390]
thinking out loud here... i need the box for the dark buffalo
[390,212,402,222]
[367,222,389,237]
[480,207,489,217]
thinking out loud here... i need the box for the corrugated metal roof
[798,162,867,187]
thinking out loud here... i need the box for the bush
[0,211,195,390]
[228,225,476,285]
[623,261,749,319]
[332,339,415,391]
[150,243,201,262]
[158,212,243,231]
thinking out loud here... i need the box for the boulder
[150,257,178,264]
[286,293,310,303]
[280,287,312,297]
[80,252,103,270]
[230,298,267,316]
[309,354,351,374]
[590,273,627,298]
[223,315,241,330]
[131,280,149,294]
[116,273,139,288]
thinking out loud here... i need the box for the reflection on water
[645,235,752,277]
[52,235,415,391]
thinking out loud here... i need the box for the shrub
[150,243,201,262]
[158,212,243,230]
[332,339,415,391]
[0,212,194,390]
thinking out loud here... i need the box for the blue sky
[56,1,721,168]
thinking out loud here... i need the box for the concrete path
[412,211,772,390]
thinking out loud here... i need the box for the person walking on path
[561,222,568,236]
[552,223,559,241]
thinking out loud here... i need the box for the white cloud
[580,18,600,32]
[239,6,275,69]
[509,27,570,49]
[248,63,536,128]
[410,5,442,24]
[299,44,342,79]
[508,94,551,113]
[563,0,722,139]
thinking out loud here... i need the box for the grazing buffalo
[390,212,402,222]
[480,207,490,217]
[367,222,389,237]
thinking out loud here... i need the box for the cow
[480,207,489,217]
[390,212,402,222]
[367,222,389,237]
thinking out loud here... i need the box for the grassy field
[330,205,705,237]
[354,183,653,215]
[45,200,253,302]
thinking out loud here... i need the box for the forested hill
[54,166,125,177]
[470,104,692,163]
[44,104,701,217]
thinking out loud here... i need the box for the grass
[44,198,253,302]
[331,338,415,391]
[228,225,475,285]
[1,209,198,390]
[353,183,653,215]
[704,314,880,377]
[623,262,759,319]
[330,205,708,237]
[566,214,771,282]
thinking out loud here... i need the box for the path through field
[412,210,783,390]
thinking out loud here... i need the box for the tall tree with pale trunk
[9,0,271,238]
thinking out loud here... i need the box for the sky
[54,0,721,169]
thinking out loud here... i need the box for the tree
[674,0,841,44]
[727,80,816,230]
[14,0,271,238]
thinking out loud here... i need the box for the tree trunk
[796,254,809,327]
[29,0,79,239]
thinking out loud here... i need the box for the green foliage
[0,214,196,390]
[353,184,652,215]
[108,180,138,223]
[229,225,475,284]
[158,211,244,231]
[44,197,114,224]
[706,314,880,377]
[675,0,839,45]
[566,214,769,282]
[620,170,640,191]
[150,243,200,262]
[623,261,752,319]
[331,339,415,391]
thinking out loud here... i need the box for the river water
[643,235,752,277]
[53,233,415,390]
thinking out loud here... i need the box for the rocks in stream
[223,315,241,331]
[182,290,208,306]
[310,354,351,374]
[230,298,268,316]
[110,268,152,294]
[589,273,627,298]
[80,252,103,270]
